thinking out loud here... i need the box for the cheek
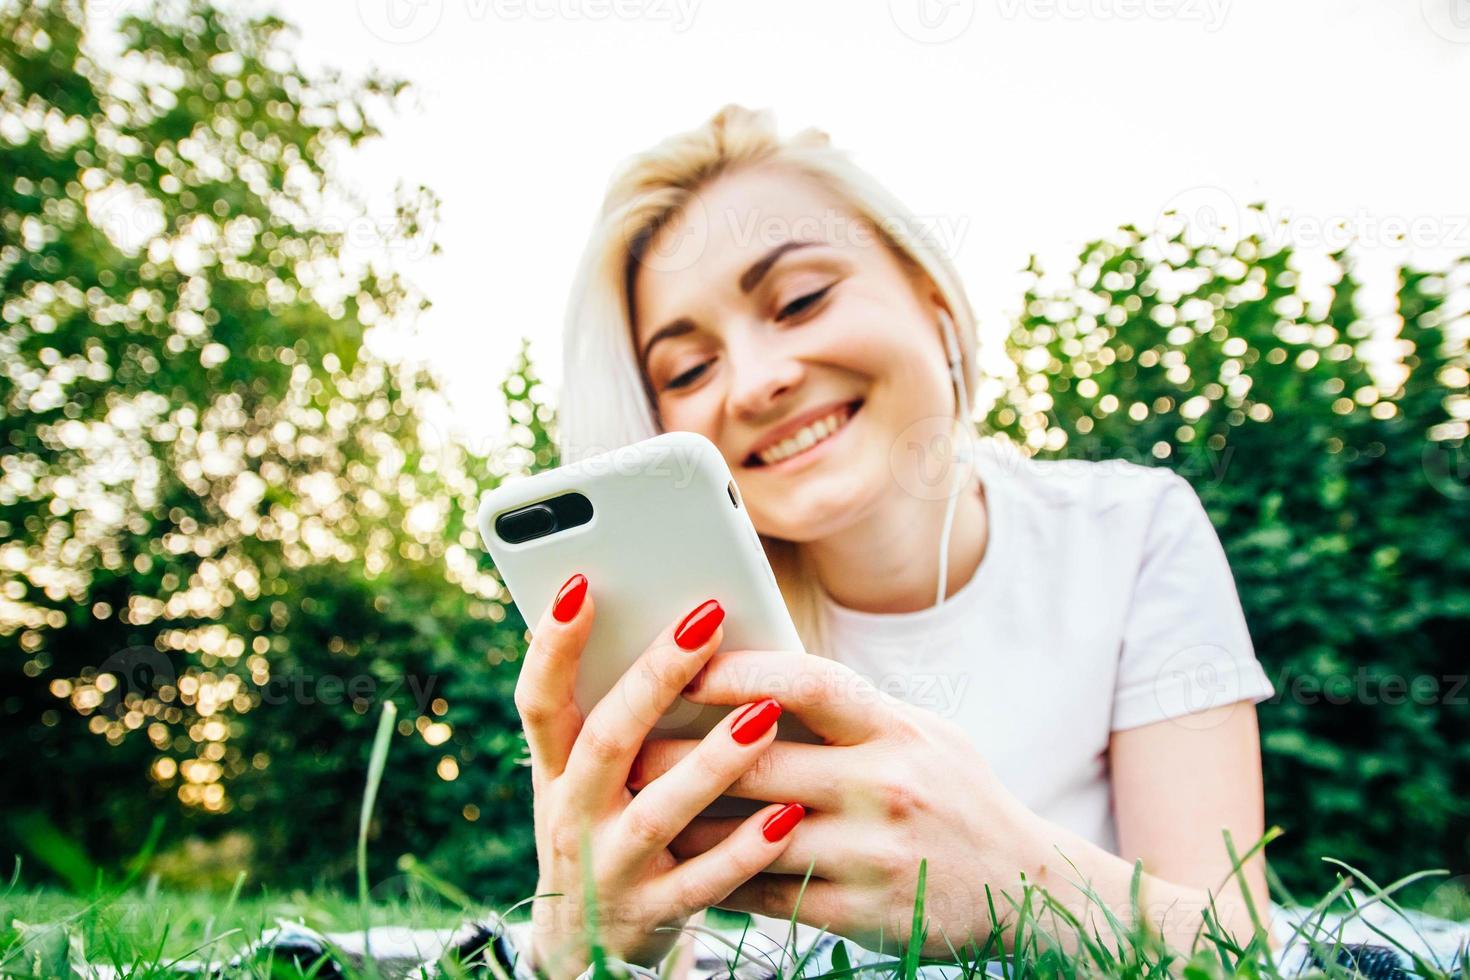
[812,303,892,369]
[820,297,935,392]
[842,323,952,421]
[653,392,734,460]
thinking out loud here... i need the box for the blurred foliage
[2,0,1465,907]
[0,0,549,901]
[982,220,1469,892]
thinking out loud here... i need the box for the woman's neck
[801,472,989,614]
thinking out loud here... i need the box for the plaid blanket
[17,897,1468,979]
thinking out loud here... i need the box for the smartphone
[477,431,819,814]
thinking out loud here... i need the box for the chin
[750,463,885,543]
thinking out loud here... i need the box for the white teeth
[755,405,854,466]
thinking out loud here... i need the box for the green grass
[3,873,1466,980]
[3,704,1465,979]
[0,885,467,963]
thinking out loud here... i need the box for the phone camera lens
[496,504,558,543]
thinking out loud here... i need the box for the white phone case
[477,431,818,815]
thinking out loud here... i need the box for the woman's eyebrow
[639,317,695,370]
[639,240,819,369]
[738,239,816,294]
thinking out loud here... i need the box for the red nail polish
[674,599,723,650]
[552,573,587,623]
[730,699,782,745]
[762,803,805,842]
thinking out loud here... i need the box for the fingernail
[674,599,723,650]
[762,803,805,842]
[552,573,588,622]
[729,699,782,745]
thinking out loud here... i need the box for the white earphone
[934,307,973,608]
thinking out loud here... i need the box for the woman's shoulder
[975,437,1199,524]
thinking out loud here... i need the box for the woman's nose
[725,341,805,421]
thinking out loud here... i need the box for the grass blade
[357,699,399,979]
[902,858,927,980]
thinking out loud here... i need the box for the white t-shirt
[516,442,1284,975]
[816,440,1276,852]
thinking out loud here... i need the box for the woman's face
[630,165,956,542]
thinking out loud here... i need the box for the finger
[563,598,726,798]
[515,572,596,778]
[671,812,852,882]
[609,699,784,875]
[754,815,874,880]
[683,649,887,744]
[667,815,744,861]
[631,738,850,811]
[649,802,807,919]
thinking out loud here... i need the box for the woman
[509,105,1277,980]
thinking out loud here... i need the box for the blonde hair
[558,104,979,658]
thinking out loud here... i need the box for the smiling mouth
[743,399,863,468]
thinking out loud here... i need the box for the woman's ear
[924,290,958,352]
[896,262,960,370]
[922,283,954,328]
[896,261,947,326]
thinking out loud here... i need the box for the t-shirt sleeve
[1110,471,1275,732]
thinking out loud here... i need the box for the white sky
[170,1,1470,449]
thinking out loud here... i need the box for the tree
[0,0,538,897]
[6,0,1464,903]
[983,213,1469,892]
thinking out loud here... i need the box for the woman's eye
[664,362,709,391]
[777,284,833,321]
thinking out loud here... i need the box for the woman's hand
[628,650,1037,955]
[633,651,1272,958]
[517,576,806,980]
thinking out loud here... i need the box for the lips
[742,398,863,468]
